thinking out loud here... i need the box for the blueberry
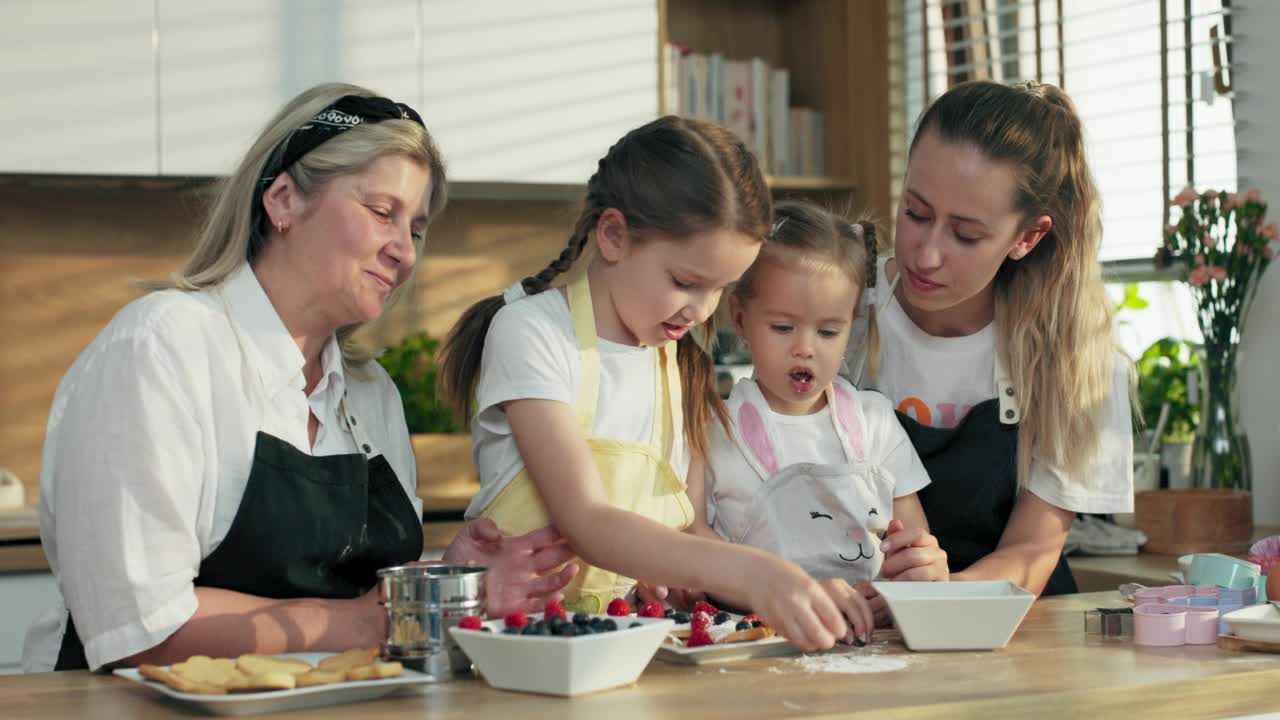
[714,612,731,625]
[602,619,618,632]
[572,613,590,626]
[555,623,577,637]
[502,627,520,635]
[481,626,493,633]
[735,620,751,631]
[630,622,643,629]
[520,624,538,635]
[672,612,691,624]
[547,616,566,632]
[589,618,605,631]
[664,607,676,618]
[751,620,763,628]
[576,623,593,635]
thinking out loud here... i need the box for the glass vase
[1190,349,1251,491]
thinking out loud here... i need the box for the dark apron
[54,424,424,670]
[895,397,1077,596]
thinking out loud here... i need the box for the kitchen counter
[2,591,1277,719]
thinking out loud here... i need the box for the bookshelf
[658,0,890,221]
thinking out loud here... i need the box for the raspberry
[458,615,483,631]
[691,611,711,631]
[686,628,715,647]
[504,611,529,630]
[544,599,567,621]
[607,598,633,617]
[694,601,720,616]
[743,614,761,624]
[637,602,664,619]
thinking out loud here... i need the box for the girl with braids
[847,80,1133,609]
[697,201,945,589]
[441,117,874,650]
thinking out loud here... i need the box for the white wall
[1233,0,1280,526]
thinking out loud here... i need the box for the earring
[276,220,287,234]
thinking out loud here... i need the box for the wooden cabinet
[660,0,890,218]
[157,0,421,176]
[0,0,158,175]
[420,0,659,184]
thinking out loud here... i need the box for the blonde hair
[912,80,1115,486]
[439,116,771,461]
[143,82,448,368]
[733,200,882,378]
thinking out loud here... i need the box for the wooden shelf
[766,175,857,192]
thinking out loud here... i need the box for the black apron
[895,398,1077,596]
[55,296,424,670]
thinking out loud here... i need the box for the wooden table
[3,592,1278,719]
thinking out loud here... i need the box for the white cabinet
[0,572,59,674]
[0,0,158,175]
[420,0,658,184]
[157,0,421,176]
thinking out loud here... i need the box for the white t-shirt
[465,289,689,516]
[24,263,420,672]
[848,258,1134,515]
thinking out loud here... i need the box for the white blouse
[23,263,420,672]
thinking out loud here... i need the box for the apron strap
[656,342,684,471]
[567,272,602,433]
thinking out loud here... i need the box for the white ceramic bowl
[872,580,1035,651]
[448,614,674,696]
[1222,604,1280,642]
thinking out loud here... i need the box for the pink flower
[1265,244,1275,259]
[1235,243,1252,258]
[1264,224,1278,241]
[1225,193,1240,209]
[1209,266,1227,282]
[1172,187,1198,206]
[1189,266,1210,287]
[1247,188,1262,202]
[1195,253,1206,266]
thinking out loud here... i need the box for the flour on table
[789,653,910,674]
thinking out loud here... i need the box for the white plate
[450,613,673,696]
[1222,604,1280,643]
[654,614,796,665]
[872,580,1035,651]
[112,652,431,716]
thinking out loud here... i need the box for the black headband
[250,95,426,259]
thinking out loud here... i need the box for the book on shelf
[663,42,825,178]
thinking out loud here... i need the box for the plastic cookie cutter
[1133,603,1220,646]
[1084,607,1133,637]
[1164,586,1258,635]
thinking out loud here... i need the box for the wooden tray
[1217,633,1280,654]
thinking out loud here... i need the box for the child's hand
[879,519,949,582]
[745,558,848,651]
[854,581,893,627]
[818,578,874,645]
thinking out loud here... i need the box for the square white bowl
[1222,603,1280,643]
[871,580,1035,651]
[449,614,674,696]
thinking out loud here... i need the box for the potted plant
[1137,187,1278,554]
[378,332,477,516]
[1135,337,1199,488]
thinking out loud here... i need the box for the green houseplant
[378,332,475,515]
[1136,337,1199,443]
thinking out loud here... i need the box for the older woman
[24,83,575,672]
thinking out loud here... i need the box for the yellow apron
[479,272,694,613]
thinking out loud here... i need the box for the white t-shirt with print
[847,258,1134,514]
[465,288,689,516]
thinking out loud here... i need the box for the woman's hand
[879,519,949,582]
[443,519,579,618]
[635,582,706,612]
[743,557,849,652]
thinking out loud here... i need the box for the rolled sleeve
[51,334,206,669]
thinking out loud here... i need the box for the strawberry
[637,602,664,619]
[691,611,712,631]
[686,628,715,647]
[742,614,761,624]
[458,615,484,631]
[694,601,720,616]
[606,598,633,617]
[544,599,567,621]
[504,611,529,630]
